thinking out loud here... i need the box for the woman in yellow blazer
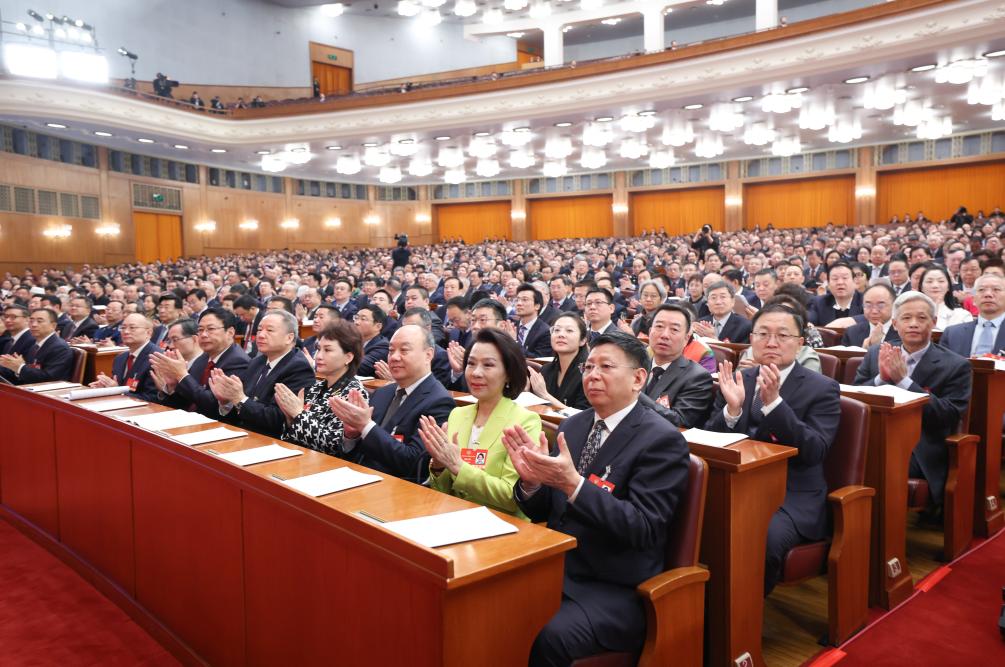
[418,328,541,519]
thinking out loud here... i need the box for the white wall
[0,0,516,85]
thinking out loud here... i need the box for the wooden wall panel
[630,187,724,235]
[435,201,511,242]
[743,175,855,229]
[528,194,613,240]
[876,161,1005,224]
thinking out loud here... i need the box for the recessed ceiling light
[137,138,155,143]
[554,121,573,127]
[473,131,491,137]
[909,64,937,72]
[174,144,189,150]
[362,142,379,147]
[506,32,525,38]
[514,126,531,133]
[256,150,271,155]
[983,49,1005,58]
[601,18,621,26]
[435,135,451,141]
[325,144,342,150]
[844,76,870,84]
[398,138,415,144]
[46,123,66,129]
[786,86,809,94]
[638,110,657,116]
[211,148,227,153]
[595,116,614,122]
[683,103,703,110]
[732,96,753,102]
[93,131,112,137]
[292,147,308,152]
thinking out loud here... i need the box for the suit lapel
[583,403,644,476]
[910,346,942,390]
[477,398,514,452]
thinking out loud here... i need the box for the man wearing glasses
[841,283,901,348]
[583,288,618,341]
[89,313,161,402]
[705,303,841,596]
[149,308,250,417]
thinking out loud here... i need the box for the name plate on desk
[382,506,518,548]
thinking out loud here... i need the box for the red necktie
[125,354,135,377]
[199,359,215,386]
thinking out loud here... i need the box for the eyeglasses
[196,325,225,334]
[165,335,193,345]
[584,300,611,308]
[471,316,500,325]
[750,331,801,343]
[579,362,636,375]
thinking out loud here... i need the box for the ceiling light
[336,154,362,174]
[984,49,1005,59]
[916,114,952,140]
[137,138,155,144]
[743,122,776,146]
[362,142,379,148]
[15,21,26,32]
[398,0,421,16]
[437,146,466,168]
[934,58,989,85]
[582,122,613,147]
[761,91,803,114]
[390,139,419,157]
[444,168,467,184]
[417,9,442,26]
[580,0,603,9]
[435,135,451,141]
[862,76,908,110]
[618,138,648,160]
[261,155,288,172]
[798,97,836,130]
[708,102,744,132]
[693,133,724,158]
[732,96,753,102]
[475,158,501,178]
[648,150,675,170]
[786,86,810,94]
[529,1,552,19]
[501,127,534,147]
[771,134,801,157]
[325,145,342,150]
[408,156,434,177]
[507,32,526,39]
[364,146,392,167]
[5,44,58,79]
[283,148,312,165]
[211,148,227,153]
[256,149,271,155]
[509,149,536,169]
[554,121,573,128]
[683,103,703,110]
[638,110,657,117]
[579,147,607,170]
[503,0,529,10]
[174,144,189,149]
[967,74,1005,106]
[619,113,656,133]
[453,0,477,17]
[827,116,862,143]
[473,131,491,137]
[482,8,503,23]
[291,147,307,153]
[93,131,112,137]
[661,117,695,147]
[469,136,498,158]
[46,123,67,129]
[320,3,345,17]
[991,100,1004,121]
[601,18,621,26]
[379,166,403,184]
[542,160,568,178]
[544,136,574,159]
[595,116,614,122]
[844,76,870,84]
[910,63,937,72]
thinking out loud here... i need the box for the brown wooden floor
[761,468,1005,666]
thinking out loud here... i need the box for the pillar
[724,160,744,231]
[855,146,877,226]
[755,0,778,31]
[543,26,564,68]
[643,8,665,53]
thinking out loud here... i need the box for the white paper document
[171,427,248,446]
[80,398,148,412]
[280,467,382,497]
[118,410,215,431]
[822,345,867,352]
[994,359,1005,372]
[548,406,582,418]
[381,506,518,548]
[64,386,130,400]
[24,381,82,392]
[513,392,551,408]
[682,428,748,447]
[214,443,303,466]
[839,384,928,404]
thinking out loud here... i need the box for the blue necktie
[973,320,996,356]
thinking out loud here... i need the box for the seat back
[843,356,865,385]
[817,327,841,347]
[70,347,87,385]
[526,360,543,372]
[664,454,708,569]
[826,396,870,492]
[708,345,736,369]
[817,352,840,381]
[541,419,559,451]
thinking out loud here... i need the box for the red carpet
[0,518,179,666]
[818,530,1005,666]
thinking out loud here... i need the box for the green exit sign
[327,54,338,61]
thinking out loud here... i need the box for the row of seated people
[3,265,999,665]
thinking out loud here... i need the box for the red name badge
[392,434,405,443]
[656,394,671,408]
[30,362,41,369]
[588,474,615,493]
[461,448,489,468]
[126,377,139,392]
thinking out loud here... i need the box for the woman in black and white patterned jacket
[275,319,367,456]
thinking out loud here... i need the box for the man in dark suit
[233,294,265,357]
[354,305,390,377]
[643,304,713,427]
[694,281,752,344]
[208,310,316,438]
[331,278,358,322]
[867,245,890,281]
[301,304,338,358]
[502,331,690,665]
[0,307,74,384]
[854,291,972,507]
[0,305,34,358]
[329,324,456,483]
[88,313,160,402]
[61,296,99,340]
[402,286,447,348]
[39,295,71,332]
[841,283,902,348]
[705,304,841,594]
[940,273,1005,357]
[91,299,125,345]
[549,276,577,313]
[808,263,864,325]
[150,308,251,417]
[886,258,912,296]
[514,283,554,358]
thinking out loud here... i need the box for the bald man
[89,313,160,402]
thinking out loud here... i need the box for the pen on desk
[357,510,386,524]
[205,448,220,456]
[270,473,287,481]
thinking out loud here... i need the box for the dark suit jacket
[332,300,358,322]
[0,330,34,357]
[540,349,589,410]
[227,349,316,438]
[111,342,161,403]
[242,311,265,357]
[519,318,554,358]
[553,296,578,313]
[428,311,447,348]
[808,291,864,325]
[92,323,122,345]
[171,344,251,417]
[643,356,714,428]
[705,363,841,541]
[699,313,752,344]
[840,316,901,347]
[151,324,169,349]
[302,335,318,359]
[8,334,74,385]
[940,319,1005,358]
[61,316,99,340]
[358,335,389,377]
[516,402,690,652]
[854,343,971,503]
[538,305,560,326]
[353,374,456,483]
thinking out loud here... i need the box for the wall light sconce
[364,214,380,225]
[324,217,342,228]
[239,219,259,230]
[43,224,72,238]
[280,218,300,229]
[95,222,120,236]
[855,186,876,198]
[511,209,526,220]
[612,203,629,215]
[194,220,216,233]
[415,213,431,223]
[725,195,743,207]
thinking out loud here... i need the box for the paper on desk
[24,381,82,392]
[80,397,148,412]
[994,359,1005,372]
[214,443,303,466]
[548,406,582,418]
[64,386,129,400]
[514,392,551,408]
[682,428,748,447]
[822,345,867,352]
[119,410,216,431]
[381,506,518,548]
[838,384,927,404]
[354,375,374,382]
[455,394,476,404]
[532,357,554,364]
[280,467,382,497]
[171,427,247,446]
[99,345,130,353]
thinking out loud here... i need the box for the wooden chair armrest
[945,433,979,448]
[636,565,709,601]
[826,484,873,644]
[827,484,874,506]
[635,566,708,667]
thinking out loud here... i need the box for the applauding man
[0,308,73,385]
[503,332,690,665]
[89,313,160,401]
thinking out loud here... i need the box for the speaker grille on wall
[0,184,13,212]
[132,182,182,212]
[13,187,35,214]
[59,192,79,218]
[80,195,100,219]
[38,190,58,215]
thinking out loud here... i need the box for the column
[612,171,630,237]
[755,0,778,31]
[724,160,744,232]
[855,146,877,226]
[543,25,564,68]
[643,8,665,53]
[511,180,528,241]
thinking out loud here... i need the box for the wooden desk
[71,345,122,384]
[299,322,313,340]
[968,358,1005,537]
[0,385,575,666]
[839,388,927,609]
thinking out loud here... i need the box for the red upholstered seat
[817,352,840,381]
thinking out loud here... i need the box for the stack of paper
[214,443,303,466]
[381,506,518,548]
[279,467,382,497]
[64,386,129,400]
[682,428,748,447]
[172,427,247,446]
[118,410,215,431]
[80,398,147,412]
[822,345,867,352]
[24,381,82,392]
[514,392,550,408]
[839,384,927,404]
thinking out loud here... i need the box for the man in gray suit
[642,303,713,428]
[940,273,1005,358]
